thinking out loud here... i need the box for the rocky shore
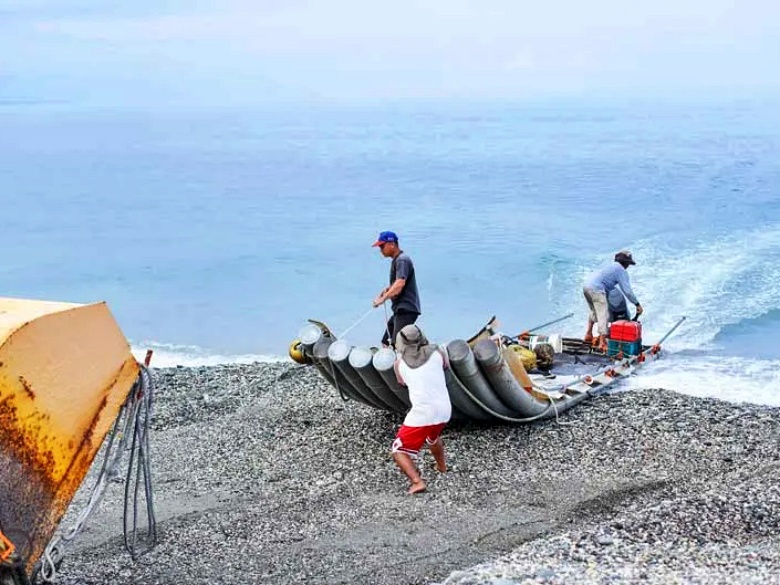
[57,362,780,585]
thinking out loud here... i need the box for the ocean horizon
[3,96,779,404]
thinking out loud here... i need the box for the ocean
[2,97,779,405]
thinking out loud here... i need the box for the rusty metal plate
[0,298,139,569]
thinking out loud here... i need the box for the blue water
[2,98,780,402]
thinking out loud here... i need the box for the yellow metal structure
[0,297,139,568]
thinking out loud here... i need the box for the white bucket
[529,333,563,354]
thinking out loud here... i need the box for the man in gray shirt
[372,231,421,347]
[583,250,643,351]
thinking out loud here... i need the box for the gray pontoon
[293,316,685,424]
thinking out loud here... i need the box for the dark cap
[614,250,636,265]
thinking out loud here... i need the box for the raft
[290,316,682,423]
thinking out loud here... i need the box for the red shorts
[391,423,446,458]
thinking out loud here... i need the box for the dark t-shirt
[390,252,421,314]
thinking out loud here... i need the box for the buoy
[288,339,309,364]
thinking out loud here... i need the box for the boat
[289,314,686,424]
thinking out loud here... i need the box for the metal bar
[654,316,687,347]
[527,312,575,333]
[514,312,575,340]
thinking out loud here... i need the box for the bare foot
[429,460,447,472]
[408,480,427,495]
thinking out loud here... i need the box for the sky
[1,0,779,105]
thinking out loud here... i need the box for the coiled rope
[123,366,157,560]
[34,364,157,584]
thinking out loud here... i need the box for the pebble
[49,362,780,585]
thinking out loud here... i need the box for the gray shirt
[390,252,421,314]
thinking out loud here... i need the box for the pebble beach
[57,362,780,585]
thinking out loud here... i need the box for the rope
[338,308,376,339]
[323,307,386,403]
[123,366,157,560]
[383,302,392,346]
[34,365,157,583]
[327,356,350,402]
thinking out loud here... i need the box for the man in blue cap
[372,231,421,347]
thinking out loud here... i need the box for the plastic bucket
[528,333,563,353]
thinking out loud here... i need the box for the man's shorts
[391,423,446,458]
[583,287,608,337]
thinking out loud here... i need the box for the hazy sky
[1,0,779,104]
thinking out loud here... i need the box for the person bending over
[583,250,643,352]
[391,324,451,495]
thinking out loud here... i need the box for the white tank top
[397,350,452,427]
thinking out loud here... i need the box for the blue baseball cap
[372,230,399,247]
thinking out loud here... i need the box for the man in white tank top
[392,324,452,495]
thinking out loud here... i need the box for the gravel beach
[55,362,780,585]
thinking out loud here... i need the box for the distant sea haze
[2,98,779,404]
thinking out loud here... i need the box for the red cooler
[609,320,642,342]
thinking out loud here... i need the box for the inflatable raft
[290,316,686,423]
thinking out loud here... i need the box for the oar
[649,316,687,355]
[514,312,574,340]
